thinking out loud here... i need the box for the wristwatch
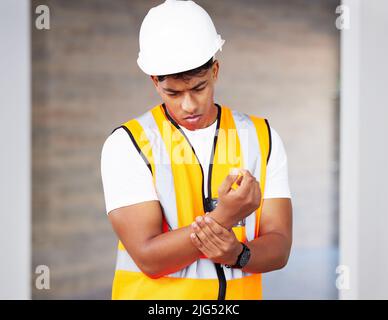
[225,242,251,269]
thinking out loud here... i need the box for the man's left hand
[190,215,243,266]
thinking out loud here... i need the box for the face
[151,60,219,131]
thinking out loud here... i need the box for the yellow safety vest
[111,103,271,300]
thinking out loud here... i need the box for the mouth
[184,114,202,124]
[184,114,201,120]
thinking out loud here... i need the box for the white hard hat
[137,0,225,76]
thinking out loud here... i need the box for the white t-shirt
[101,118,291,215]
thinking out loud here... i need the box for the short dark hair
[157,57,214,82]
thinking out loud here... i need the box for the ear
[150,75,159,88]
[211,60,219,81]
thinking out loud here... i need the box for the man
[101,0,292,300]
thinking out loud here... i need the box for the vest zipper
[161,103,227,300]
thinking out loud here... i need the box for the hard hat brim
[137,37,225,76]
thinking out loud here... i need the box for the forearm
[141,207,235,278]
[141,224,201,278]
[242,232,291,274]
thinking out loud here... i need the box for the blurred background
[1,0,387,299]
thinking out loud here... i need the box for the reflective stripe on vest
[112,104,270,300]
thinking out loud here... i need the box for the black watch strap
[225,242,251,269]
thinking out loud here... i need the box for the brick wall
[32,0,339,299]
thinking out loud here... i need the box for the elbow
[132,240,175,279]
[142,269,163,280]
[131,242,164,279]
[137,260,164,279]
[276,248,291,270]
[118,240,166,279]
[137,254,169,279]
[275,237,292,270]
[276,254,289,270]
[141,262,177,280]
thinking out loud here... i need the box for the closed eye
[165,85,206,96]
[193,86,206,92]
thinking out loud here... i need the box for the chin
[183,123,198,131]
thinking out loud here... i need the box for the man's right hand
[210,169,261,229]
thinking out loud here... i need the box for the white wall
[0,0,31,299]
[340,0,388,299]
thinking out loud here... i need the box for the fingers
[191,217,220,253]
[203,216,230,242]
[190,232,211,256]
[218,168,241,194]
[235,174,243,186]
[231,170,261,212]
[193,216,227,250]
[192,215,235,251]
[231,171,244,190]
[190,215,241,264]
[221,168,254,194]
[235,169,256,194]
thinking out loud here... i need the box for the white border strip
[0,0,31,299]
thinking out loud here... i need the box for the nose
[181,94,197,114]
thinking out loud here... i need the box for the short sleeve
[263,126,292,199]
[100,128,159,215]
